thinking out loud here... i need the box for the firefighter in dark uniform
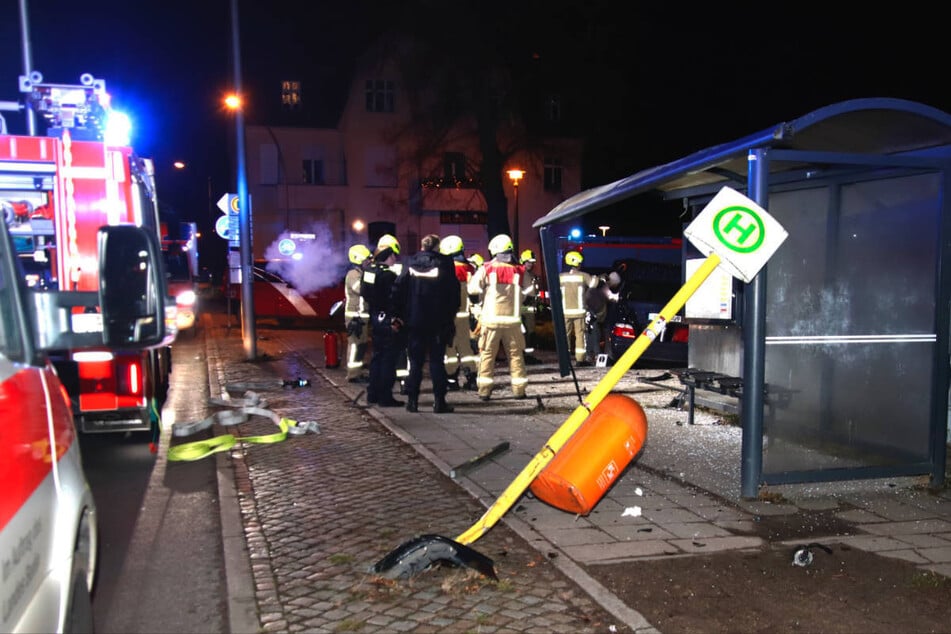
[392,234,460,413]
[393,234,459,414]
[360,234,404,407]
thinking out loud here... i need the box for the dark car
[603,258,688,367]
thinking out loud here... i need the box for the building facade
[241,44,582,285]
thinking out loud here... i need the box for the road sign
[216,193,240,215]
[278,238,296,256]
[683,186,788,283]
[215,214,239,241]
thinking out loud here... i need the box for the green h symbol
[722,212,756,245]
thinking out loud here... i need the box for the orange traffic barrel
[530,394,648,515]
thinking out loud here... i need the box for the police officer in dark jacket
[392,234,460,413]
[361,235,404,407]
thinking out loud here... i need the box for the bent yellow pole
[455,253,722,546]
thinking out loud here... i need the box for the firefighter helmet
[488,234,513,257]
[439,235,464,256]
[348,244,371,265]
[468,253,484,268]
[565,250,583,267]
[519,248,536,264]
[376,234,401,255]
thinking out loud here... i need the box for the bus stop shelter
[534,98,951,498]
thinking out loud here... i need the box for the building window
[302,159,324,185]
[545,94,561,122]
[365,79,395,113]
[544,156,563,192]
[282,80,302,110]
[443,152,465,184]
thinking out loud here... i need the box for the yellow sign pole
[455,253,722,545]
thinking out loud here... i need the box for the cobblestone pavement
[198,317,647,633]
[191,313,951,633]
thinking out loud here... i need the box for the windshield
[163,248,192,282]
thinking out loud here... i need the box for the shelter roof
[534,98,951,228]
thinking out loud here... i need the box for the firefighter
[466,252,485,354]
[344,244,371,382]
[519,248,541,364]
[440,235,479,390]
[560,250,598,365]
[360,234,404,407]
[468,234,534,400]
[392,234,460,413]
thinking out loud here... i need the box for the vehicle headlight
[176,290,197,307]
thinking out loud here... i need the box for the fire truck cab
[0,74,173,437]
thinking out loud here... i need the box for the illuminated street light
[224,93,242,110]
[173,160,185,170]
[507,169,524,251]
[352,219,365,233]
[598,225,610,237]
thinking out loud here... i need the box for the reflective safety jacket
[453,258,475,319]
[521,267,539,316]
[468,256,531,327]
[344,266,369,320]
[560,267,597,319]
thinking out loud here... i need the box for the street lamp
[507,169,524,251]
[225,0,256,360]
[598,225,610,237]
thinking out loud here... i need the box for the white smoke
[262,223,349,295]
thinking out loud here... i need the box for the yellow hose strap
[168,405,318,462]
[455,253,723,546]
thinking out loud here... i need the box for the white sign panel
[683,186,788,283]
[684,257,734,320]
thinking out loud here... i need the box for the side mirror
[98,225,171,347]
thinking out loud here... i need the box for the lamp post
[507,169,524,251]
[227,0,256,359]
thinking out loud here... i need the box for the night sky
[2,1,949,242]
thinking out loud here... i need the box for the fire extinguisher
[324,330,340,368]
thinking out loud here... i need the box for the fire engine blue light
[569,227,582,240]
[104,111,132,146]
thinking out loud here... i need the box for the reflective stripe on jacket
[454,260,474,318]
[469,259,525,326]
[560,270,595,318]
[344,267,369,320]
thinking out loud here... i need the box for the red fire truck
[162,221,200,334]
[0,76,173,439]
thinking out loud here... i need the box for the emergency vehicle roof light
[104,111,132,146]
[22,73,119,140]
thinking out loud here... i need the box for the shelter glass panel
[762,173,939,477]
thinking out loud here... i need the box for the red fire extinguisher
[324,330,340,368]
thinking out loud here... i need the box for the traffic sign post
[215,192,248,248]
[216,192,241,215]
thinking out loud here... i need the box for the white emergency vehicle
[0,218,170,632]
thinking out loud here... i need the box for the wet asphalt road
[81,326,227,633]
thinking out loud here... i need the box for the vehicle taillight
[117,357,142,395]
[672,326,689,343]
[612,323,638,340]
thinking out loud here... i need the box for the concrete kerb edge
[337,381,659,634]
[205,330,261,634]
